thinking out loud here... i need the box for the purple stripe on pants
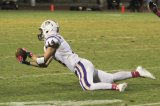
[78,61,91,88]
[75,66,86,90]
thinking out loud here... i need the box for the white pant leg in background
[94,69,133,83]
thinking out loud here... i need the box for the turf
[0,10,160,106]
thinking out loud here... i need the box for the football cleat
[136,66,156,79]
[149,1,160,17]
[117,83,128,92]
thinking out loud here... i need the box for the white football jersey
[44,34,80,72]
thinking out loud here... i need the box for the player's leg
[112,66,155,82]
[75,59,94,90]
[94,69,132,83]
[95,66,155,83]
[91,69,128,92]
[89,82,127,92]
[75,58,127,92]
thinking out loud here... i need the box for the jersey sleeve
[45,36,61,49]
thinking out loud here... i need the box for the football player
[146,0,160,17]
[20,20,156,92]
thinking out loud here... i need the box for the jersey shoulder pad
[45,36,61,48]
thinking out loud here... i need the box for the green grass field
[0,10,160,106]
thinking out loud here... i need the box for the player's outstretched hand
[22,48,33,58]
[15,48,30,65]
[15,48,27,62]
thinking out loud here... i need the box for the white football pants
[75,58,132,90]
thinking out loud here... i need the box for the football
[15,48,27,62]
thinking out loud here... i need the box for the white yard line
[0,66,159,80]
[92,48,160,53]
[1,56,14,59]
[0,73,72,80]
[1,47,160,59]
[76,47,160,54]
[0,47,158,61]
[0,42,40,45]
[0,36,136,45]
[0,99,122,106]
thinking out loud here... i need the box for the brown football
[15,48,27,62]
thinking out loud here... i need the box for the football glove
[22,48,33,58]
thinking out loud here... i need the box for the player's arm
[21,35,60,67]
[24,47,55,68]
[19,47,56,68]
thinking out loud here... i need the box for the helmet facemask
[37,28,44,41]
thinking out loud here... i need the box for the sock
[112,83,118,90]
[131,71,140,78]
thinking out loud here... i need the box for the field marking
[0,36,136,45]
[0,42,40,45]
[75,47,160,54]
[0,66,159,80]
[0,73,73,80]
[0,73,72,80]
[1,56,14,58]
[0,99,122,106]
[131,102,160,106]
[1,47,160,60]
[67,36,136,42]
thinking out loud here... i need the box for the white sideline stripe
[131,102,160,106]
[0,100,122,106]
[0,73,72,80]
[0,41,123,45]
[1,56,14,59]
[67,37,136,41]
[0,42,40,45]
[0,47,152,59]
[80,48,160,53]
[1,47,160,59]
[0,66,159,80]
[0,36,136,45]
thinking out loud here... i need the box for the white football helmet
[38,20,59,41]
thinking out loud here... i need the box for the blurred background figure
[115,0,121,9]
[139,0,144,12]
[107,0,121,10]
[0,0,158,12]
[155,0,159,6]
[1,0,18,10]
[128,0,141,12]
[107,0,114,9]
